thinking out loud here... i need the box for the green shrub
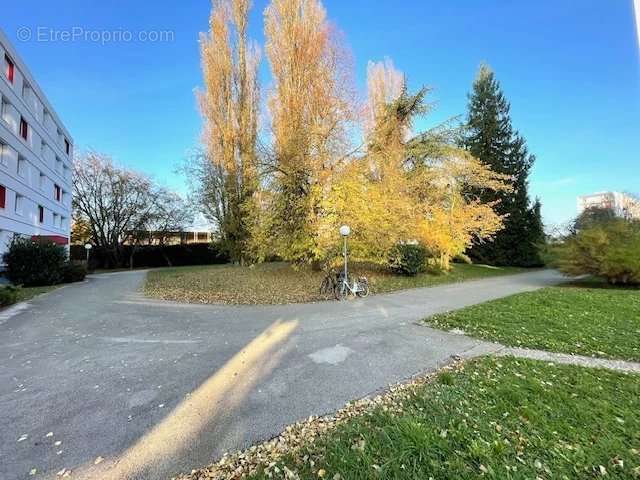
[574,206,616,231]
[558,219,640,285]
[61,263,87,283]
[388,243,428,276]
[0,285,19,307]
[3,237,67,287]
[537,241,563,268]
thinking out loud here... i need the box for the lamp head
[339,225,351,237]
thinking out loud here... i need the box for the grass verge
[182,357,640,479]
[16,285,59,303]
[144,262,528,305]
[427,281,640,362]
[1,284,59,308]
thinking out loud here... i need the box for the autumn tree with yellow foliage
[199,0,260,262]
[326,59,509,269]
[250,0,356,266]
[199,0,511,272]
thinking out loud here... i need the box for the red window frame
[54,184,61,201]
[0,185,6,209]
[20,117,28,140]
[38,205,44,223]
[5,55,14,83]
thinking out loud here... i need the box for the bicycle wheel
[334,281,348,301]
[319,275,333,299]
[356,278,370,297]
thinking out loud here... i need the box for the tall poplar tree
[199,0,260,263]
[257,0,354,266]
[464,64,544,267]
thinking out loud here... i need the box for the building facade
[577,191,640,220]
[0,29,73,263]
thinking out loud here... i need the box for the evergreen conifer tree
[464,64,544,266]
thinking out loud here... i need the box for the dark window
[19,117,28,140]
[38,205,44,223]
[64,139,70,155]
[54,184,61,201]
[5,55,14,83]
[0,185,5,209]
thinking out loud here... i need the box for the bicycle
[334,272,369,301]
[319,268,338,300]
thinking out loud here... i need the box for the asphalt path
[0,269,566,479]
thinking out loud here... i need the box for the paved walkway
[0,269,566,480]
[498,346,640,373]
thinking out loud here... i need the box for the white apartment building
[577,191,640,220]
[0,29,73,263]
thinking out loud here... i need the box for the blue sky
[2,0,639,228]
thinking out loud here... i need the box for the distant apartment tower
[577,191,640,220]
[0,29,73,262]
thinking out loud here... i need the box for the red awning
[32,235,69,246]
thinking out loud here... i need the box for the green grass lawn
[0,284,59,308]
[427,281,640,362]
[143,262,528,305]
[246,357,640,480]
[15,285,59,303]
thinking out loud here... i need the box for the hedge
[70,243,229,269]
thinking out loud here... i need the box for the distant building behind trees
[120,214,215,246]
[577,192,640,221]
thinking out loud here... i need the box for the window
[1,96,10,125]
[54,184,61,201]
[61,216,67,230]
[19,117,28,140]
[39,172,46,190]
[17,156,27,178]
[43,109,52,132]
[15,194,24,215]
[0,185,5,209]
[0,143,7,168]
[55,157,62,173]
[5,54,14,83]
[22,82,30,100]
[53,213,60,228]
[64,139,70,155]
[38,205,44,223]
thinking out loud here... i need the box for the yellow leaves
[203,0,509,267]
[257,0,357,263]
[265,0,352,175]
[365,58,405,139]
[200,0,260,183]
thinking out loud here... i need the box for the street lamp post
[84,243,92,264]
[339,225,351,279]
